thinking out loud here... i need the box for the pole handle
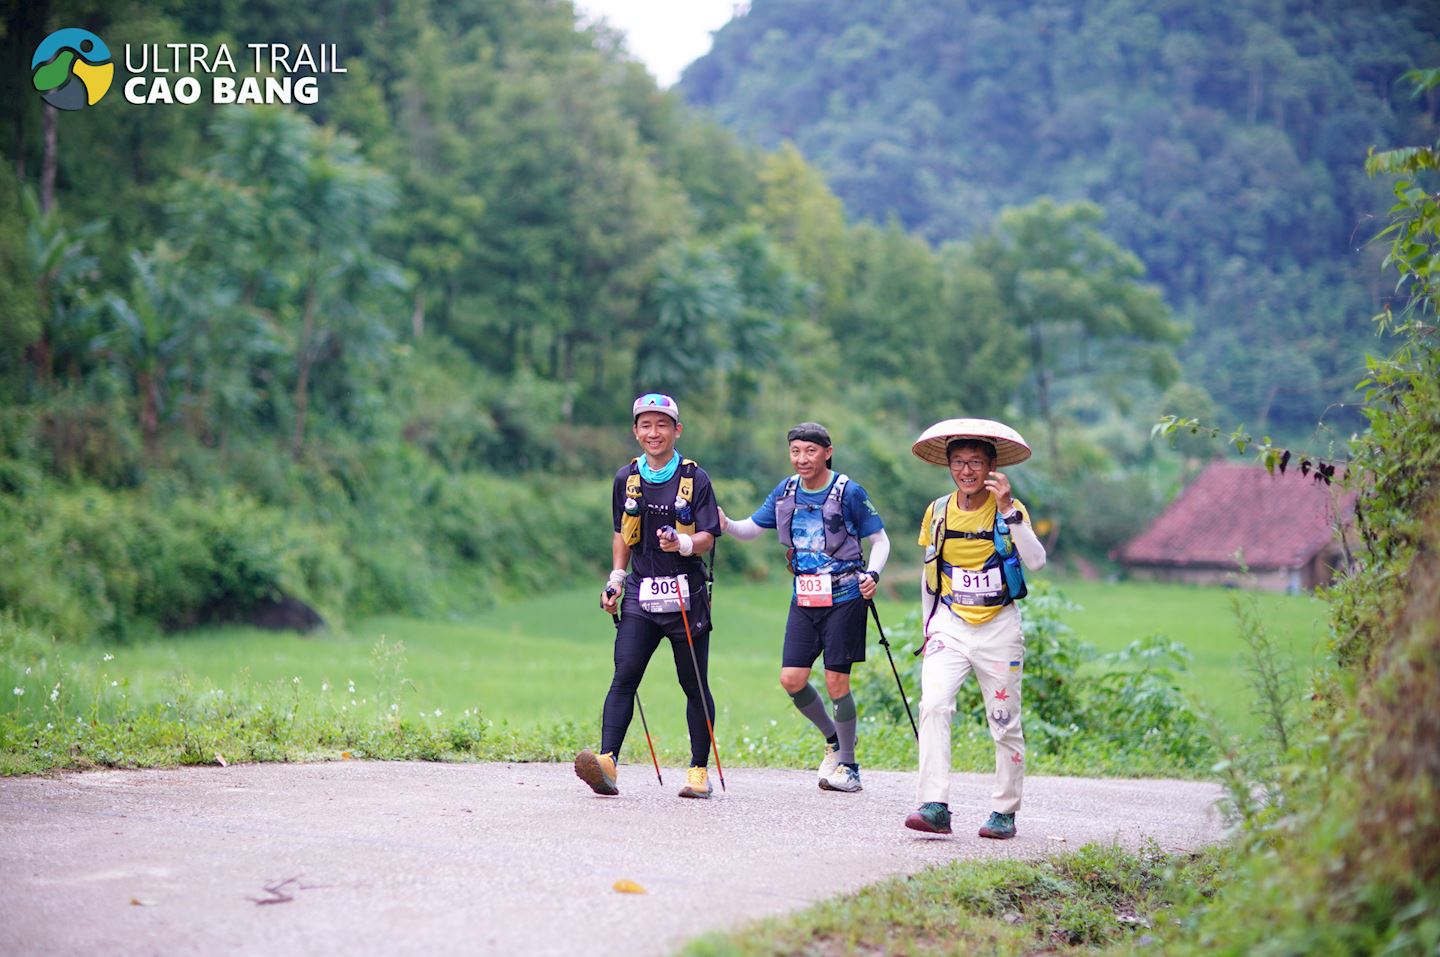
[605,586,620,626]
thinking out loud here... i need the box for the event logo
[32,28,114,110]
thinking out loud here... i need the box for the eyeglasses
[949,459,988,473]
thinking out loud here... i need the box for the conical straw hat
[911,418,1032,467]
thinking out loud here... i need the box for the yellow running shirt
[918,494,1028,626]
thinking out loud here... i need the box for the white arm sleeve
[725,516,767,541]
[864,529,891,576]
[919,567,940,636]
[1012,517,1047,571]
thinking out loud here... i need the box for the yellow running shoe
[678,765,711,799]
[574,749,619,796]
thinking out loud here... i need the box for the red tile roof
[1117,460,1356,570]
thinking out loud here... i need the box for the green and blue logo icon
[32,28,114,110]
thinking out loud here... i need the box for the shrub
[853,580,1213,772]
[0,480,353,640]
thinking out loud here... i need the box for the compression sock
[789,683,837,738]
[832,692,857,764]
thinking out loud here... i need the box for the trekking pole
[675,584,727,791]
[660,529,727,791]
[706,540,716,624]
[634,693,663,787]
[607,586,664,787]
[866,598,918,740]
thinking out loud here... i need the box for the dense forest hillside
[682,0,1440,435]
[2,0,796,636]
[3,0,1430,639]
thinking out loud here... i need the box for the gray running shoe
[820,762,862,792]
[817,742,842,786]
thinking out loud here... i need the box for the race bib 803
[795,573,833,607]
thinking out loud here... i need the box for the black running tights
[600,612,714,767]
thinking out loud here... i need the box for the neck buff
[639,449,682,484]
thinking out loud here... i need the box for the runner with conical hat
[903,418,1047,840]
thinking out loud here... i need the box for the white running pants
[916,602,1025,813]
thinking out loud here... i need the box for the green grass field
[1060,578,1331,730]
[71,576,1328,756]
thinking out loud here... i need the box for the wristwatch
[1005,509,1023,525]
[864,570,880,584]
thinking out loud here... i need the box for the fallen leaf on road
[341,751,353,760]
[612,880,646,894]
[215,753,227,767]
[130,897,155,906]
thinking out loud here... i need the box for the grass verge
[682,840,1225,956]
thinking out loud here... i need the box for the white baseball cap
[632,392,680,423]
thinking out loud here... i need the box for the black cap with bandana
[786,422,831,447]
[787,422,834,469]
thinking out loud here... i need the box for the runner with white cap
[574,393,724,800]
[903,418,1047,839]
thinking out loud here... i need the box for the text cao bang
[122,43,346,105]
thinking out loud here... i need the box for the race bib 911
[795,573,833,607]
[638,575,691,613]
[946,567,1003,606]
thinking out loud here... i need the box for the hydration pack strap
[621,460,643,546]
[920,493,951,641]
[623,457,700,544]
[676,459,697,535]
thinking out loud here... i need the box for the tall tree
[637,240,741,395]
[456,51,689,416]
[751,143,853,319]
[0,168,41,399]
[97,248,209,452]
[20,186,101,388]
[169,107,403,457]
[972,198,1182,461]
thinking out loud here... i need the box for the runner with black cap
[903,418,1046,839]
[574,393,724,800]
[720,422,889,792]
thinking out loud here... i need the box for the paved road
[1,762,1224,956]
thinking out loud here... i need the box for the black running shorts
[781,598,868,674]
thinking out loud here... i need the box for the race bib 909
[638,576,691,613]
